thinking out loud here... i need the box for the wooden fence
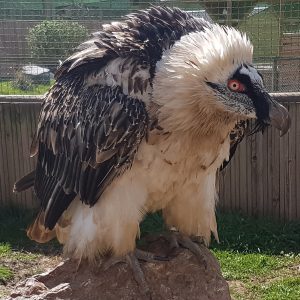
[0,94,299,221]
[0,96,40,208]
[219,93,300,221]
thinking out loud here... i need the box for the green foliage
[140,212,165,238]
[11,71,33,91]
[204,0,258,23]
[27,20,88,67]
[238,9,280,59]
[0,81,54,95]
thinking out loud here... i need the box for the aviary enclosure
[0,0,299,220]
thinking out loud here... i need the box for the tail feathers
[27,211,56,243]
[13,171,35,193]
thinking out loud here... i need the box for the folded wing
[30,78,147,230]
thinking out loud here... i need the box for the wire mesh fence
[0,0,299,95]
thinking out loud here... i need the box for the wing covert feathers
[17,6,211,233]
[56,6,210,80]
[33,81,148,230]
[13,170,35,192]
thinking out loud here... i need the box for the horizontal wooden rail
[0,92,299,221]
[1,92,299,103]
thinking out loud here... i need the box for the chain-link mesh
[0,0,299,95]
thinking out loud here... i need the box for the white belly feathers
[57,131,230,260]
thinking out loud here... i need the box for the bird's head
[205,63,291,136]
[153,23,291,136]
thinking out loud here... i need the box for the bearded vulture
[15,5,290,291]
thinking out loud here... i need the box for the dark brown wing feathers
[14,6,210,231]
[13,170,35,193]
[32,81,147,230]
[55,6,210,80]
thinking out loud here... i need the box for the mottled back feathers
[33,80,147,229]
[18,6,210,230]
[56,6,210,80]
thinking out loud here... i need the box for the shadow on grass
[1,206,299,256]
[141,211,300,256]
[211,212,300,255]
[0,206,61,255]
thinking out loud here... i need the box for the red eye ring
[228,79,245,92]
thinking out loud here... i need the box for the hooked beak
[268,99,291,136]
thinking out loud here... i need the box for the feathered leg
[152,172,220,268]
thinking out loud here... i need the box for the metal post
[273,57,279,92]
[226,0,232,26]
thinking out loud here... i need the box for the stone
[7,239,230,300]
[21,65,53,84]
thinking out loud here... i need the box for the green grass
[0,243,11,256]
[253,277,300,300]
[212,250,294,281]
[211,213,300,255]
[0,242,39,284]
[141,212,300,300]
[0,207,61,297]
[209,213,300,300]
[0,209,299,299]
[0,81,53,95]
[0,207,60,253]
[0,266,13,284]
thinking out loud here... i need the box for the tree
[27,20,88,70]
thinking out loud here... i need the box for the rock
[21,65,53,84]
[7,239,230,300]
[185,10,213,23]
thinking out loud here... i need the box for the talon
[166,231,180,249]
[153,255,169,261]
[102,256,126,271]
[157,231,208,268]
[126,252,152,298]
[101,248,166,298]
[135,248,169,262]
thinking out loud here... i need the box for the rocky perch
[8,239,230,300]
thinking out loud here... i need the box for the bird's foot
[171,232,208,268]
[102,249,168,299]
[103,248,168,270]
[126,251,151,298]
[146,231,208,268]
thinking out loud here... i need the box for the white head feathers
[152,24,253,134]
[157,24,253,83]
